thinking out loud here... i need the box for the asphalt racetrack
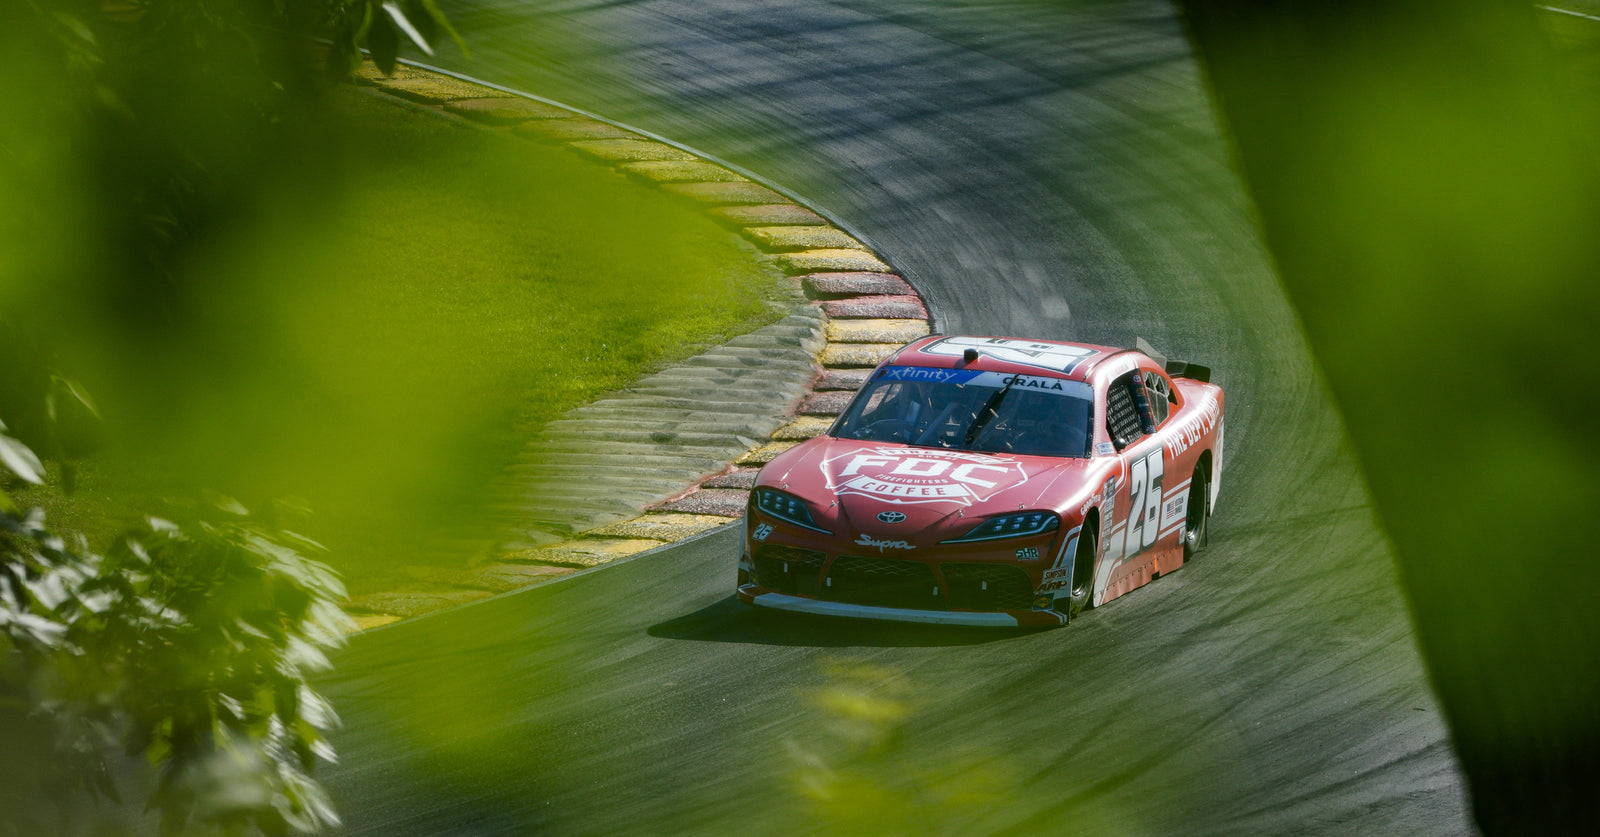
[320,1,1478,833]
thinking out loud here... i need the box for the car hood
[759,437,1099,540]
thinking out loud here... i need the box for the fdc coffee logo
[822,447,1028,507]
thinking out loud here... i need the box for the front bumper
[736,586,1066,627]
[744,591,1034,626]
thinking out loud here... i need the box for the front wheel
[1184,466,1210,560]
[1060,523,1096,621]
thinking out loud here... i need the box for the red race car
[737,336,1225,627]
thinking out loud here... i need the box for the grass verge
[8,87,789,593]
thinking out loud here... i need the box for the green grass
[1539,2,1600,153]
[8,88,789,593]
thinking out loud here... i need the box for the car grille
[822,555,945,611]
[941,562,1036,611]
[752,545,827,597]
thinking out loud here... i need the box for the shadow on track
[648,595,1045,647]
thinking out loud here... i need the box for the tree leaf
[417,0,469,56]
[49,376,102,421]
[367,12,399,75]
[401,0,439,51]
[381,2,434,56]
[0,433,45,484]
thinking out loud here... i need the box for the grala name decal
[877,367,1088,398]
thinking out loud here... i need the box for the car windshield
[831,367,1094,458]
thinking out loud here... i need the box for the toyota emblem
[877,511,907,524]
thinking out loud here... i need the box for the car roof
[884,335,1128,382]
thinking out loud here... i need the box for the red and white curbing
[344,60,933,630]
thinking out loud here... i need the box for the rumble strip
[342,60,935,631]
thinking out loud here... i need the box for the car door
[1139,368,1191,568]
[1095,367,1177,603]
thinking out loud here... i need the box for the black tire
[1061,522,1096,621]
[1184,466,1210,560]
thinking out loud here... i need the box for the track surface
[321,1,1476,833]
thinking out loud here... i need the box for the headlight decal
[750,487,832,534]
[942,511,1060,543]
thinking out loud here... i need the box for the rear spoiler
[1136,337,1212,383]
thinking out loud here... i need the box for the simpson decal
[823,447,1028,507]
[922,337,1094,374]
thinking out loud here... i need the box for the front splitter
[749,592,1031,626]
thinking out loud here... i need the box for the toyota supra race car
[736,336,1225,627]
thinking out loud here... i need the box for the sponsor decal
[922,336,1094,374]
[1033,594,1055,610]
[1002,375,1065,391]
[1094,441,1116,457]
[1098,481,1116,544]
[855,534,915,552]
[1015,546,1040,561]
[1042,567,1070,582]
[877,510,907,524]
[823,446,1028,507]
[1161,490,1189,531]
[1165,395,1221,459]
[881,366,973,384]
[752,523,774,542]
[878,367,1088,398]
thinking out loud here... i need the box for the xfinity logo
[877,511,907,524]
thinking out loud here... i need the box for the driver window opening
[1106,372,1147,449]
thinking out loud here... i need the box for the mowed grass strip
[11,89,788,593]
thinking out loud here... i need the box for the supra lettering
[855,534,915,552]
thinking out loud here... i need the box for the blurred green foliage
[3,0,784,830]
[1177,0,1600,831]
[2,428,350,835]
[3,1,783,591]
[783,660,1020,835]
[7,88,785,593]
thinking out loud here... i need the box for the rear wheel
[1061,522,1096,621]
[1184,466,1210,560]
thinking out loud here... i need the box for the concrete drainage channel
[345,60,933,631]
